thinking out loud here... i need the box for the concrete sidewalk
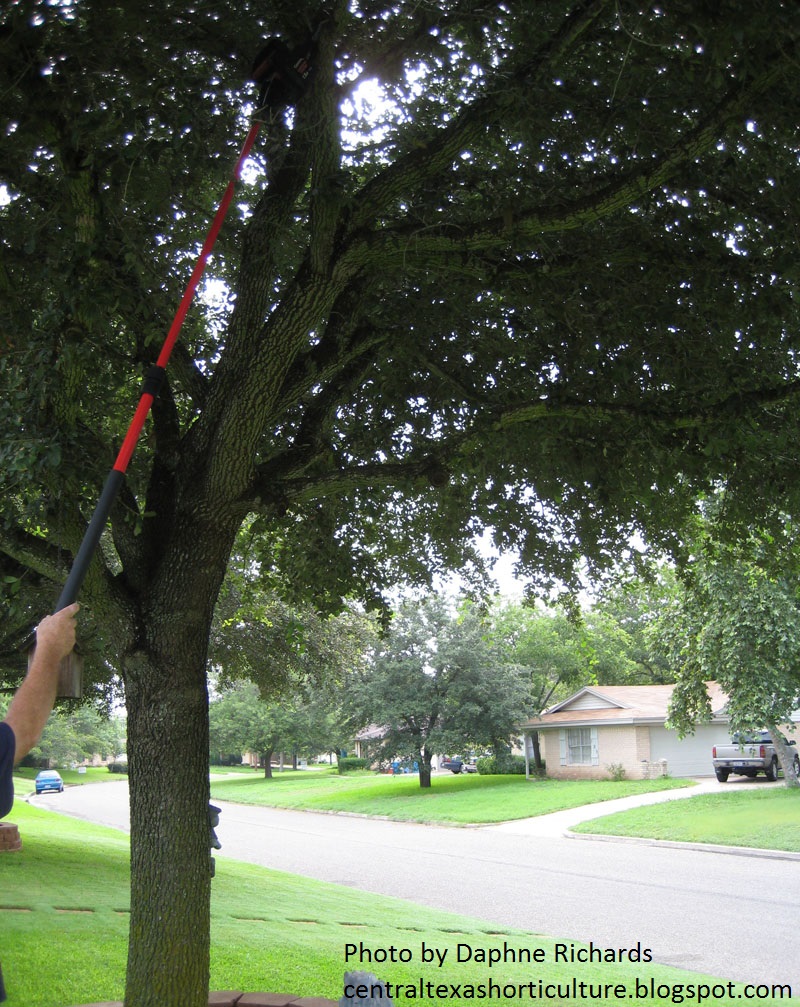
[484,777,781,837]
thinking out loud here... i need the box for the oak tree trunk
[124,650,212,1007]
[120,504,239,1006]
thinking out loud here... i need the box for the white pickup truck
[712,731,799,782]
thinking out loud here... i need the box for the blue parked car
[35,770,64,794]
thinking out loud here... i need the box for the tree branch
[495,377,800,433]
[347,0,613,232]
[243,370,800,514]
[0,527,70,586]
[346,35,797,270]
[249,452,447,509]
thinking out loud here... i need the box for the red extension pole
[54,120,262,616]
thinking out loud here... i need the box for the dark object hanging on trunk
[208,803,222,877]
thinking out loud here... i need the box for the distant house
[353,725,451,772]
[520,682,798,780]
[353,725,386,767]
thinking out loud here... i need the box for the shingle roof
[522,681,729,730]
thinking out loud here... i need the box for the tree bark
[768,725,800,788]
[419,748,433,788]
[124,650,212,1007]
[120,502,238,1006]
[263,749,274,778]
[531,731,544,773]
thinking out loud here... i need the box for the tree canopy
[2,1,800,1003]
[3,1,800,648]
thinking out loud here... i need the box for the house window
[559,727,599,766]
[567,728,592,764]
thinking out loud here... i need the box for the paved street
[31,780,800,993]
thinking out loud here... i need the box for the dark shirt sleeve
[0,721,16,820]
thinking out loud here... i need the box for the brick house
[519,682,800,780]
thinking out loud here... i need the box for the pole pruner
[41,31,318,698]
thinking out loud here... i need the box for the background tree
[210,680,298,777]
[33,704,125,767]
[210,675,354,773]
[0,693,126,766]
[655,516,800,787]
[208,582,373,772]
[208,680,255,766]
[490,599,639,768]
[491,601,588,770]
[2,2,800,1002]
[210,562,375,698]
[287,690,353,766]
[353,596,531,786]
[208,554,376,769]
[595,573,678,685]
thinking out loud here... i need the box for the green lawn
[209,763,270,776]
[209,769,692,824]
[573,787,800,852]
[1,801,792,1007]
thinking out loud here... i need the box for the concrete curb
[563,828,800,861]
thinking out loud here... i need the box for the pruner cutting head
[251,37,313,121]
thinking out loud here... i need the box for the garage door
[648,724,730,778]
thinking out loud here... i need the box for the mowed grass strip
[1,800,785,1007]
[572,787,800,852]
[209,769,692,823]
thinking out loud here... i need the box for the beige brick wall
[601,725,651,774]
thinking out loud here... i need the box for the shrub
[477,754,527,775]
[337,757,369,774]
[606,762,627,781]
[107,762,129,774]
[502,755,527,775]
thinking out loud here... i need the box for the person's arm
[4,604,80,765]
